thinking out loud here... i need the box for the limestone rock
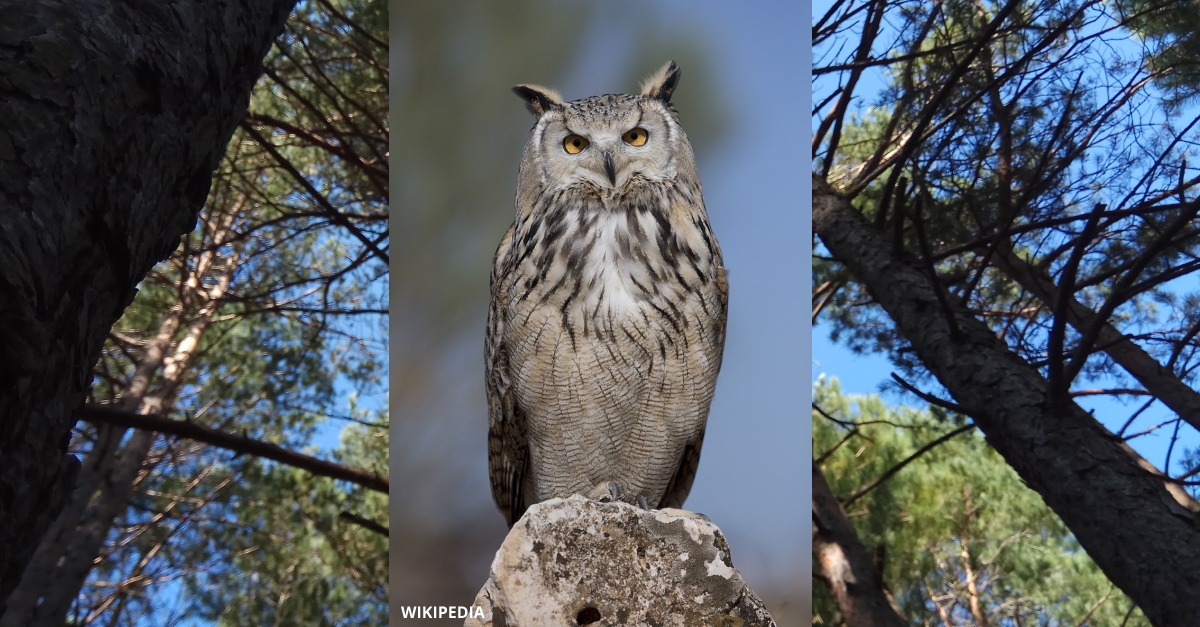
[465,495,775,626]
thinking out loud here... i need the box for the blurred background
[389,2,806,624]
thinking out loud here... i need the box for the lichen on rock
[465,495,775,626]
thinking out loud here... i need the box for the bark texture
[813,464,907,627]
[812,177,1200,626]
[0,0,297,606]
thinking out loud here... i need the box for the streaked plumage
[486,61,728,527]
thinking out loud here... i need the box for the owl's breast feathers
[486,179,727,526]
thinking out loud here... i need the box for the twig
[891,373,972,414]
[239,122,389,265]
[338,511,389,537]
[911,194,962,339]
[1075,584,1115,627]
[842,423,976,507]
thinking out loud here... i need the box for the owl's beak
[603,151,616,186]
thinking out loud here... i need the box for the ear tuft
[512,84,563,117]
[640,60,681,103]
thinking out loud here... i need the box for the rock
[465,494,776,626]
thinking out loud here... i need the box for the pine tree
[814,378,1150,626]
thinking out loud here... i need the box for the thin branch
[1075,585,1116,627]
[891,373,973,414]
[1070,388,1151,397]
[842,423,976,507]
[316,0,388,50]
[77,405,389,494]
[816,428,865,466]
[338,511,389,537]
[239,122,389,265]
[1049,203,1106,406]
[1066,201,1200,383]
[912,193,962,339]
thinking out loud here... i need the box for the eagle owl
[486,61,728,527]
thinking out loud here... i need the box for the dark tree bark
[0,0,298,607]
[813,463,907,627]
[813,177,1200,626]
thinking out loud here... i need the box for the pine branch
[77,405,389,494]
[338,511,389,537]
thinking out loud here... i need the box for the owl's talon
[637,495,650,510]
[586,480,621,503]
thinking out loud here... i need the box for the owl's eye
[563,134,589,154]
[623,128,649,146]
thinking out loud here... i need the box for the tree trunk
[812,177,1200,626]
[813,464,908,627]
[0,0,297,608]
[4,211,241,626]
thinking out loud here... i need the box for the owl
[486,61,728,527]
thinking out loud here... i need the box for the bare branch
[77,406,389,495]
[338,511,389,537]
[842,423,976,507]
[239,122,389,265]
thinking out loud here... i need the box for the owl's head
[513,61,695,193]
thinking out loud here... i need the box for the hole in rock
[576,606,602,625]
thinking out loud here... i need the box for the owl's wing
[658,432,704,509]
[486,224,530,527]
[659,264,729,510]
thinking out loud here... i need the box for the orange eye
[563,134,589,154]
[623,128,649,146]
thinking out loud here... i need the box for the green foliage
[187,418,389,627]
[1116,0,1200,106]
[812,378,1148,626]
